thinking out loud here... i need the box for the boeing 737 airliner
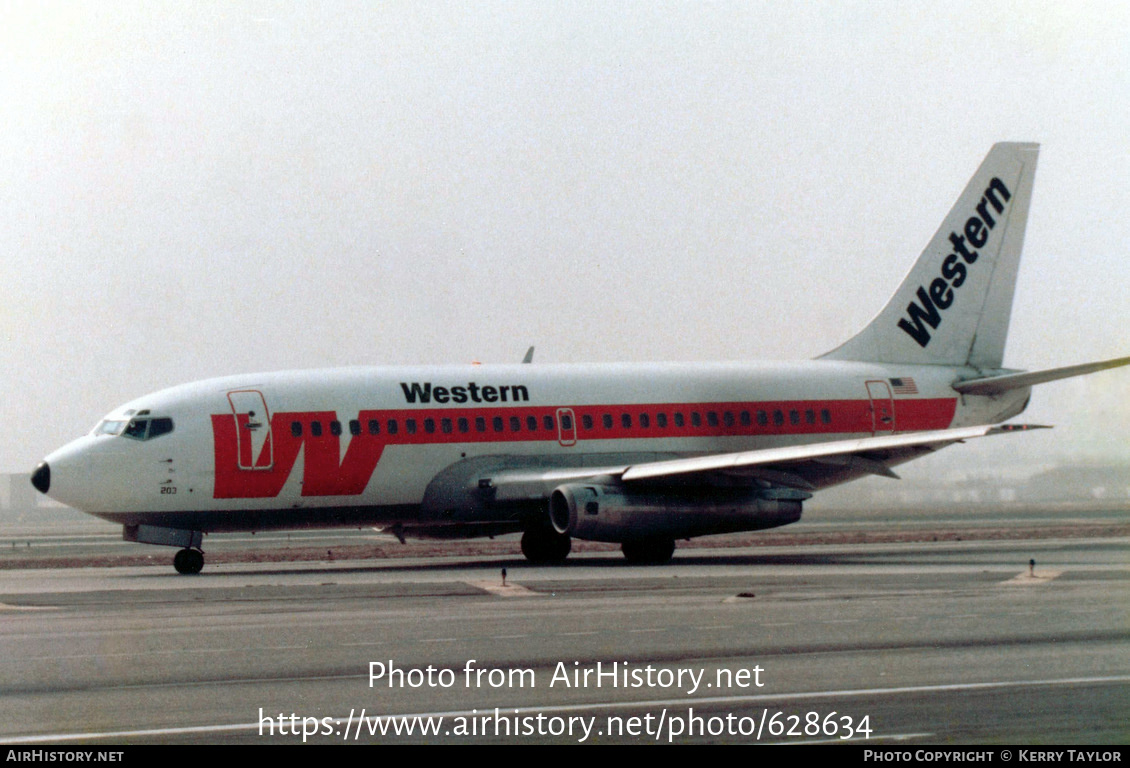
[30,143,1130,573]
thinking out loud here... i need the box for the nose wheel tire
[173,548,205,575]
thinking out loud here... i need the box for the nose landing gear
[123,525,205,574]
[173,548,205,575]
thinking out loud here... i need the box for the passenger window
[441,418,452,434]
[723,411,734,427]
[561,414,573,430]
[510,416,521,432]
[493,416,504,432]
[458,417,469,433]
[740,411,751,427]
[757,410,768,426]
[821,409,831,424]
[621,413,632,429]
[330,420,342,436]
[582,414,593,430]
[603,414,613,429]
[805,409,816,425]
[707,412,719,427]
[674,412,685,428]
[691,412,702,427]
[424,418,435,434]
[527,415,538,431]
[406,419,417,434]
[291,422,303,437]
[544,415,555,431]
[475,416,486,432]
[349,419,361,436]
[656,413,668,428]
[368,419,380,435]
[311,421,323,437]
[388,419,399,434]
[639,413,650,428]
[789,410,800,425]
[773,410,784,426]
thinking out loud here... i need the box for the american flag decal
[890,377,918,395]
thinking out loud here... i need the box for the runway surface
[0,535,1126,744]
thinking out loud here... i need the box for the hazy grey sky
[3,1,1128,473]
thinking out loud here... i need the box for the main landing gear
[521,527,572,564]
[173,548,205,575]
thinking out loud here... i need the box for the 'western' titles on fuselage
[401,382,530,404]
[897,177,1012,348]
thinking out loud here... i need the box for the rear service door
[865,381,896,435]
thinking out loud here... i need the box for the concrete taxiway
[0,535,1126,744]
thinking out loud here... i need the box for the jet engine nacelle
[548,483,805,543]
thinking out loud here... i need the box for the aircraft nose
[31,461,50,494]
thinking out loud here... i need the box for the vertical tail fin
[821,142,1039,368]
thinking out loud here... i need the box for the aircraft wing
[619,424,1045,484]
[488,423,1047,500]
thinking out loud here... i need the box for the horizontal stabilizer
[953,355,1130,395]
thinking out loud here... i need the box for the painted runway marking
[0,603,55,612]
[466,580,539,597]
[1,643,317,663]
[1003,569,1064,585]
[7,674,1128,744]
[775,732,934,745]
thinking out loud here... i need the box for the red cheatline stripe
[250,398,957,446]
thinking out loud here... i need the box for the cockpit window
[149,418,174,438]
[99,416,175,441]
[123,419,148,439]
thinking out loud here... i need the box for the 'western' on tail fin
[821,142,1039,369]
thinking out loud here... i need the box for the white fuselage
[40,359,1028,534]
